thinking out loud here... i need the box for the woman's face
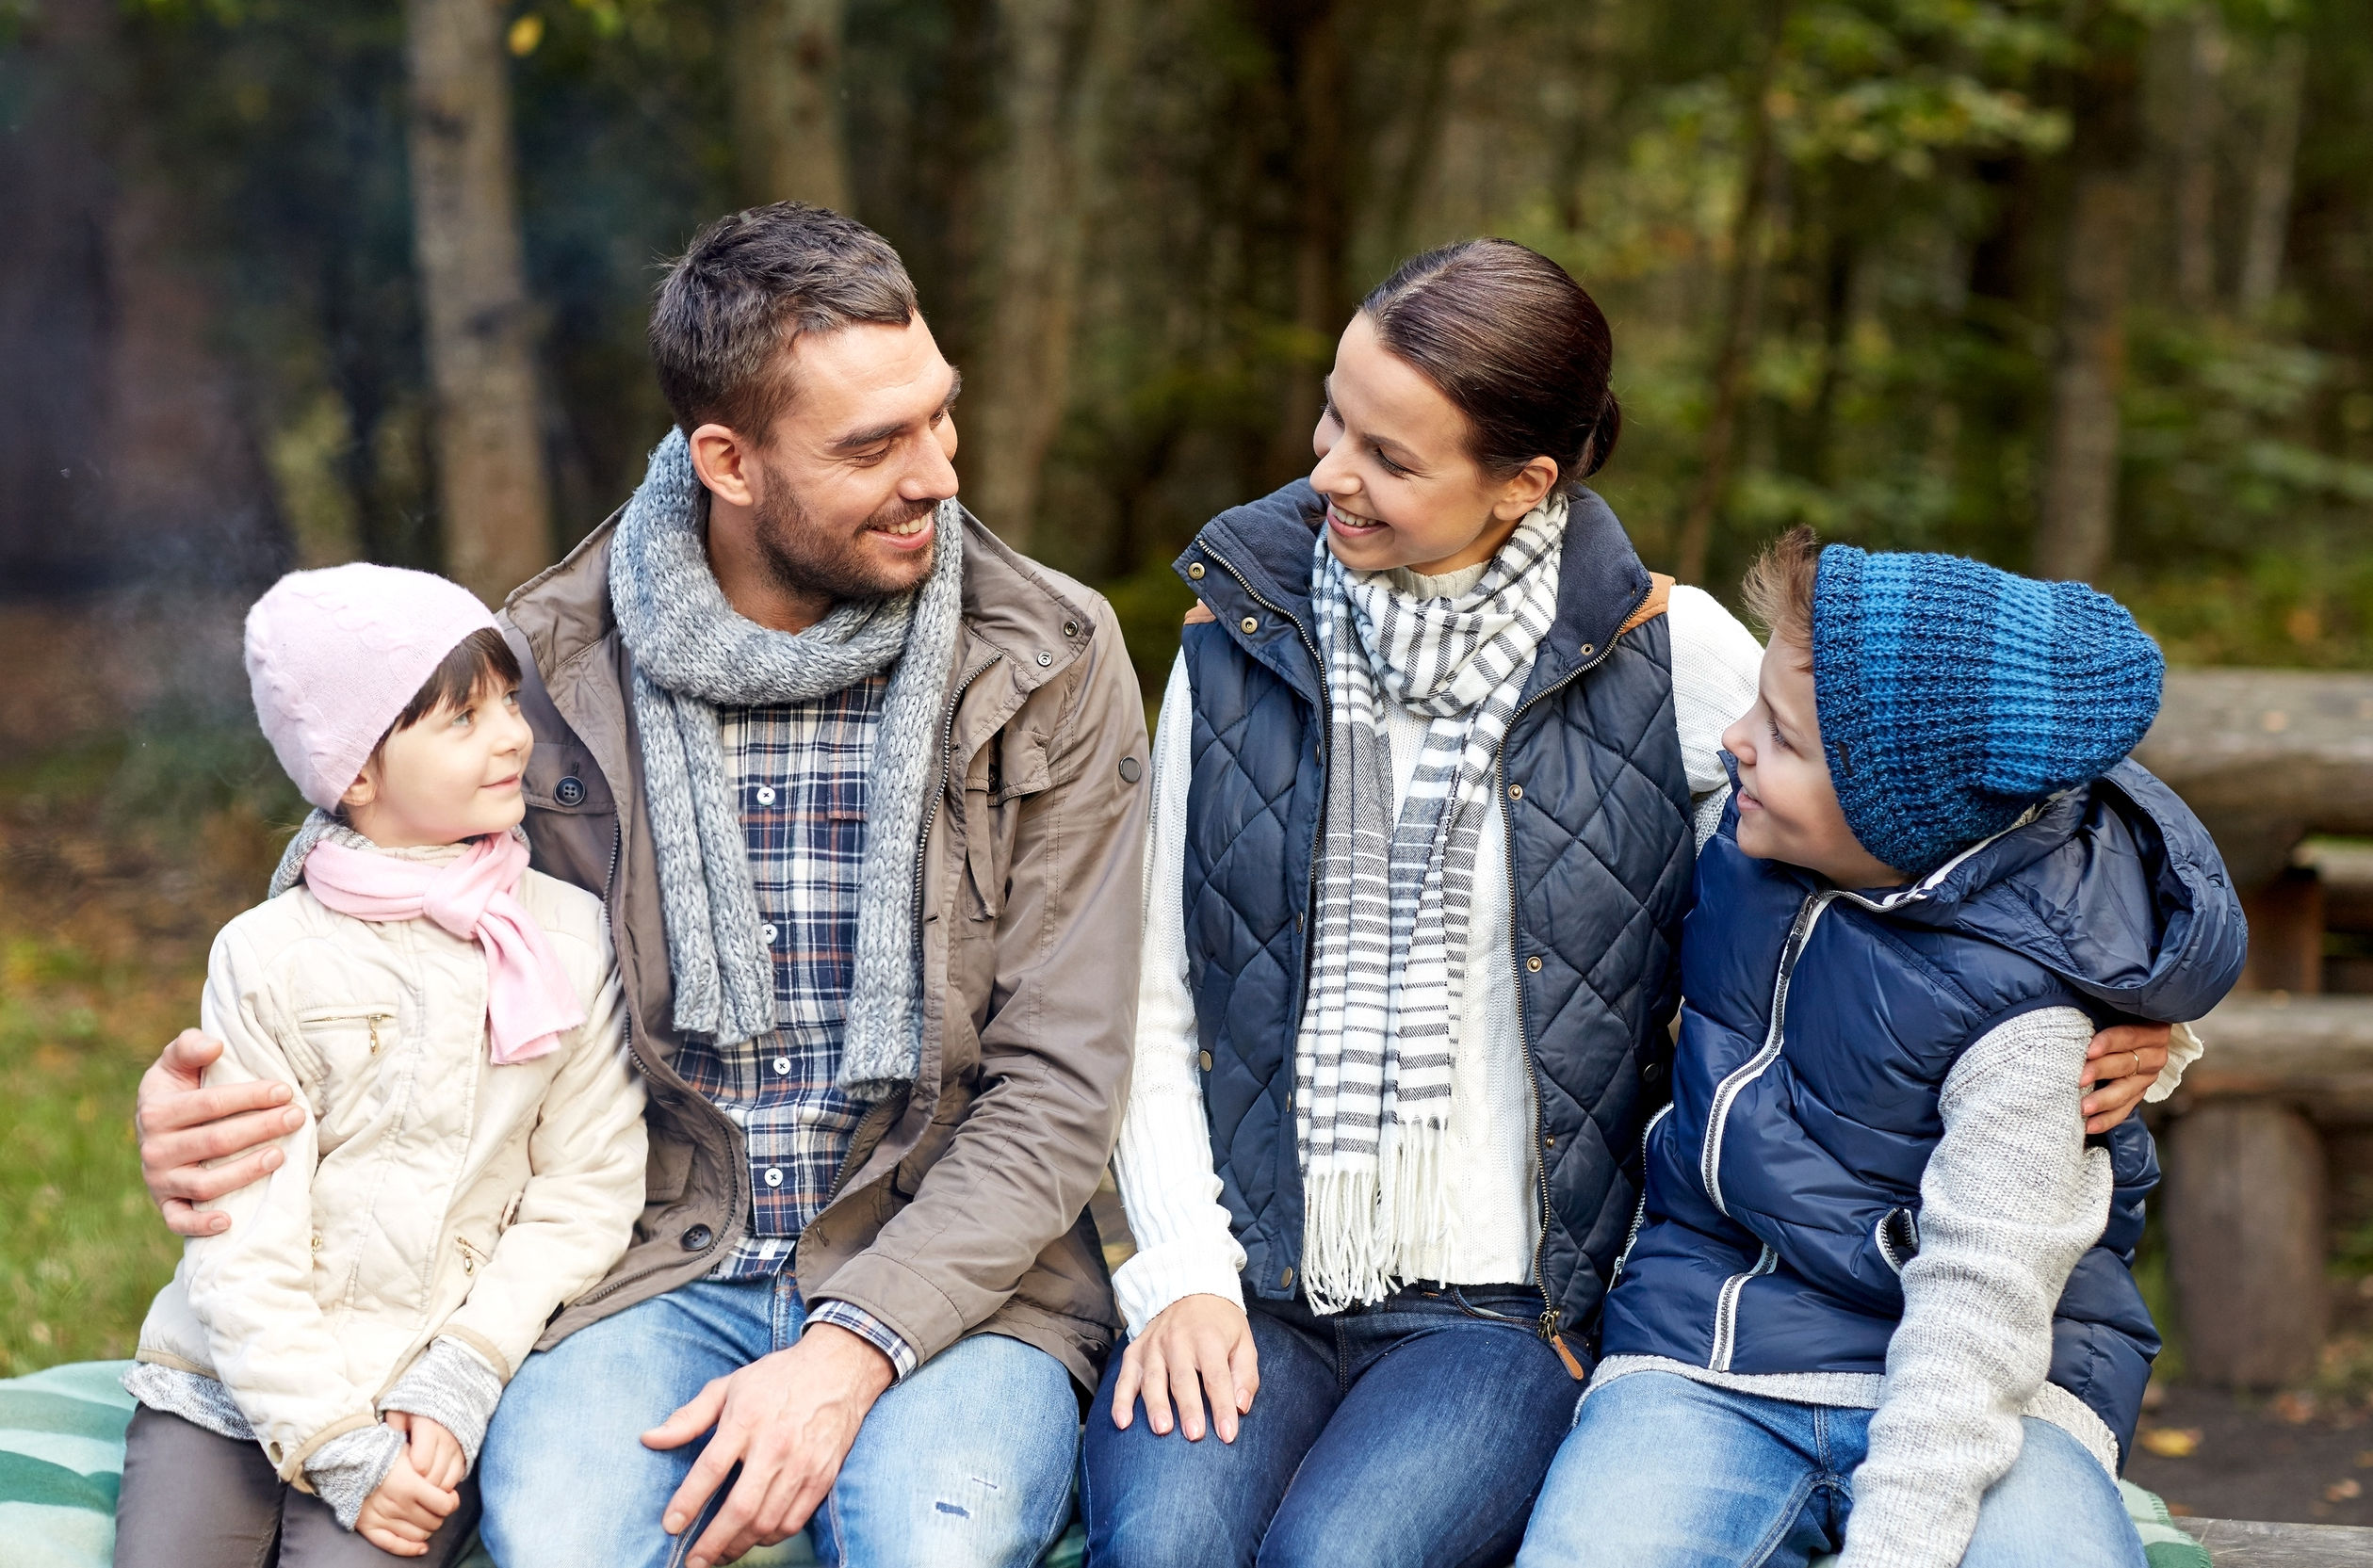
[1308,311,1560,576]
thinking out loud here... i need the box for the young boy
[1514,533,2246,1568]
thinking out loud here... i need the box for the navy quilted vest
[1601,762,2249,1463]
[1174,480,1695,1338]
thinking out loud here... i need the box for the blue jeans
[1080,1285,1581,1568]
[1514,1370,2147,1568]
[478,1273,1081,1568]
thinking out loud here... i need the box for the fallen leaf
[2166,1501,2196,1517]
[2141,1427,2203,1458]
[2274,1391,2319,1425]
[2327,1479,2363,1503]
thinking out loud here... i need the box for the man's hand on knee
[643,1320,895,1568]
[136,1028,306,1237]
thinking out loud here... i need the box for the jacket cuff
[806,1300,919,1382]
[303,1422,405,1531]
[1112,1241,1249,1340]
[803,1252,965,1368]
[379,1336,506,1474]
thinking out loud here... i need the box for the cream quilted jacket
[133,844,647,1482]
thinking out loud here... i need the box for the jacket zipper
[1609,1102,1674,1285]
[1689,889,1833,1367]
[1701,892,1834,1216]
[1491,587,1645,1374]
[1709,1243,1777,1371]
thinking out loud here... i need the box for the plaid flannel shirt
[669,672,916,1379]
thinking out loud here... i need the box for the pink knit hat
[245,564,501,809]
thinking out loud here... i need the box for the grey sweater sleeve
[379,1335,507,1474]
[304,1423,407,1531]
[1838,1006,2116,1568]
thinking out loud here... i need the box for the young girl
[115,564,648,1565]
[1080,238,2182,1568]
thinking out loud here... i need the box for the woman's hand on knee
[1110,1294,1260,1444]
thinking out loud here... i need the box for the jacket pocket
[642,1136,693,1206]
[290,1003,399,1127]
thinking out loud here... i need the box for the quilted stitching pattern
[1181,602,1694,1328]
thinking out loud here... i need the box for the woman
[1080,238,2175,1568]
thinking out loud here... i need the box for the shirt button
[755,785,777,806]
[764,1168,785,1188]
[760,923,778,944]
[1526,955,1544,973]
[773,1056,792,1075]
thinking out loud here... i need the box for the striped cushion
[3,1363,1086,1566]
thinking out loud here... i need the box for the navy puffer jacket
[1601,761,2248,1461]
[1175,480,1696,1342]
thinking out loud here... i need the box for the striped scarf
[1296,497,1565,1313]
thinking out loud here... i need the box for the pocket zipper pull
[1549,1332,1585,1381]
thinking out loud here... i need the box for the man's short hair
[650,202,919,442]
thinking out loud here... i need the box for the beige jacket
[134,847,648,1482]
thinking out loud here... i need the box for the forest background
[6,0,2373,1525]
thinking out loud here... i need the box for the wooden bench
[2182,1517,2373,1565]
[2133,671,2373,1391]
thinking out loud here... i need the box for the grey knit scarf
[1295,497,1564,1312]
[609,429,963,1097]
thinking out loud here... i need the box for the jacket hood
[1861,759,2247,1023]
[1179,478,1656,701]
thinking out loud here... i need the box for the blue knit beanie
[1810,545,2165,879]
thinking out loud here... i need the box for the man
[131,203,1148,1568]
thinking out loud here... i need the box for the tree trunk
[726,0,851,211]
[2171,10,2225,311]
[403,0,553,605]
[1269,0,1348,483]
[2237,33,2306,317]
[1673,1,1787,588]
[2035,17,2145,585]
[960,0,1098,549]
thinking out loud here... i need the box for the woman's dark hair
[384,627,523,739]
[1359,237,1621,494]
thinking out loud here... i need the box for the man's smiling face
[740,314,963,603]
[685,311,964,626]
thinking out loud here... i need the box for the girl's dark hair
[1360,237,1621,494]
[386,627,523,737]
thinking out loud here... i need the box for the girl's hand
[1109,1294,1260,1443]
[385,1409,467,1493]
[2079,1022,2172,1135]
[354,1440,460,1558]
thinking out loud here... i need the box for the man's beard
[749,465,938,606]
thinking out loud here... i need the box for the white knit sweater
[1112,579,1765,1334]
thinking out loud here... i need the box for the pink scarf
[303,832,582,1064]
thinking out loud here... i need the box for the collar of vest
[1175,479,1655,703]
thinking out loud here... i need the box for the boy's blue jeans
[476,1273,1079,1568]
[1513,1370,2146,1568]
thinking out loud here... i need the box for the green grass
[0,937,188,1375]
[0,725,294,1377]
